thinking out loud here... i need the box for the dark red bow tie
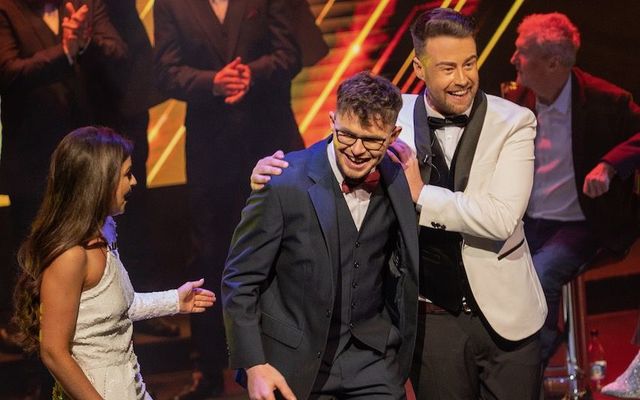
[341,170,380,194]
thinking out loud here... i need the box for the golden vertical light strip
[392,50,415,85]
[299,0,391,135]
[140,0,154,20]
[453,0,467,12]
[148,100,177,142]
[147,125,185,184]
[315,0,336,25]
[478,0,524,69]
[440,0,453,8]
[400,73,418,93]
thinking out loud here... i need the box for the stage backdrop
[1,0,638,201]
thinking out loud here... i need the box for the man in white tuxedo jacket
[249,8,547,400]
[394,8,546,399]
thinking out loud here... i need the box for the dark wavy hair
[410,8,477,58]
[336,71,402,130]
[13,126,133,353]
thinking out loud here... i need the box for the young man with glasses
[251,8,547,399]
[222,71,419,400]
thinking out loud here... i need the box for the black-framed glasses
[334,129,387,152]
[331,117,388,152]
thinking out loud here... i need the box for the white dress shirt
[416,94,472,209]
[327,143,372,231]
[527,78,585,221]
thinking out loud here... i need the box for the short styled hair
[410,8,477,58]
[517,13,581,67]
[336,71,402,130]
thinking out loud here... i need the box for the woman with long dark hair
[13,126,215,399]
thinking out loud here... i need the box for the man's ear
[329,111,336,129]
[412,57,425,81]
[388,125,402,145]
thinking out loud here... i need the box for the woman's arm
[39,246,103,400]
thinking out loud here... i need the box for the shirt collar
[536,77,572,115]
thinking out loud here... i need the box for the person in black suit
[222,71,418,400]
[506,12,640,363]
[153,0,303,397]
[99,0,178,336]
[0,0,125,396]
[0,0,125,248]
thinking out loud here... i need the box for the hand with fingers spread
[62,2,90,58]
[177,278,216,313]
[250,150,289,191]
[388,138,415,166]
[583,161,616,198]
[246,363,297,400]
[388,139,423,202]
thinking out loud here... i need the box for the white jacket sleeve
[129,289,180,322]
[417,107,536,241]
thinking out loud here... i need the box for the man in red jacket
[506,12,640,363]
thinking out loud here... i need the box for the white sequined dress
[69,235,179,399]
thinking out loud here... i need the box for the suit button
[431,221,437,227]
[441,224,446,230]
[354,261,359,269]
[352,282,358,288]
[351,301,356,309]
[326,309,331,318]
[349,322,354,329]
[317,351,321,358]
[355,241,360,248]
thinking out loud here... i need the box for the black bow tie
[427,115,469,130]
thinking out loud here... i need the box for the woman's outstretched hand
[177,278,216,313]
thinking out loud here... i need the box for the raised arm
[406,110,536,241]
[0,12,72,92]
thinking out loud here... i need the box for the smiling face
[111,156,137,216]
[413,35,478,115]
[330,111,399,182]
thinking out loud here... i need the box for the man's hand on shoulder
[246,363,296,400]
[583,161,616,198]
[250,150,289,191]
[388,140,423,202]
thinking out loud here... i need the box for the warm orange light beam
[392,50,415,86]
[478,0,524,69]
[147,125,185,184]
[300,0,391,135]
[316,0,336,25]
[140,0,154,20]
[453,0,467,12]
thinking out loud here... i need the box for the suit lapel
[307,138,339,282]
[413,94,434,184]
[223,0,247,62]
[570,70,587,172]
[453,91,487,191]
[187,0,228,62]
[378,156,418,269]
[16,0,58,47]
